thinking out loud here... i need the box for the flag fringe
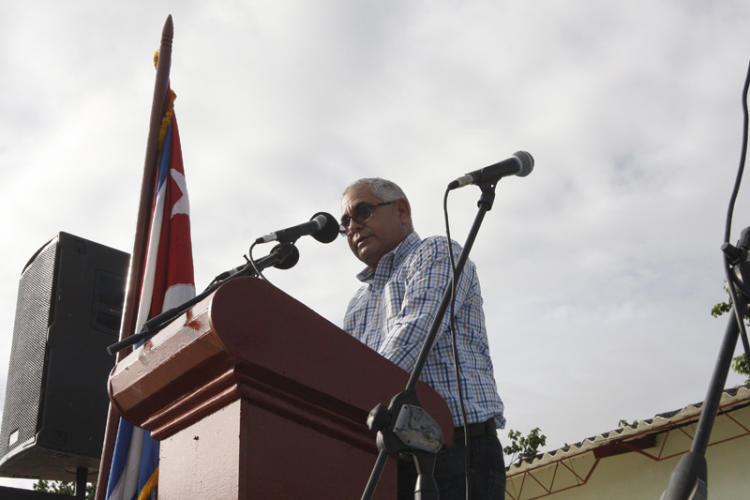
[136,467,159,500]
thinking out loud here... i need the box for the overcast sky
[2,0,750,489]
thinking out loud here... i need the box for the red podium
[108,277,453,499]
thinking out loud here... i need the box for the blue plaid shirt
[343,231,505,428]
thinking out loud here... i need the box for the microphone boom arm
[105,243,298,355]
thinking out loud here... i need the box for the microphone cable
[442,186,472,500]
[722,58,750,367]
[248,240,270,282]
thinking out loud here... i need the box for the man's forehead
[342,186,380,210]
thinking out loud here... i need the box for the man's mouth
[355,235,370,250]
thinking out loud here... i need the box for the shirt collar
[356,231,421,283]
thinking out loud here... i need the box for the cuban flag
[106,110,195,500]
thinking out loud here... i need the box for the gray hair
[342,178,409,203]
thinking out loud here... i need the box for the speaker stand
[75,467,87,500]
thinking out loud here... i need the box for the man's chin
[357,248,380,268]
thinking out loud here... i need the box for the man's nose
[347,218,364,236]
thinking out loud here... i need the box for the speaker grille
[0,239,57,459]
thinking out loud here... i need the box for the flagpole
[94,15,174,500]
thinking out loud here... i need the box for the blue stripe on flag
[137,431,159,499]
[156,125,172,191]
[106,419,133,498]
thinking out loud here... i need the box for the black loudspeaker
[0,232,129,481]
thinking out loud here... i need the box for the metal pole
[76,467,88,500]
[662,314,742,499]
[94,15,174,500]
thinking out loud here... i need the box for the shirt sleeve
[378,237,477,372]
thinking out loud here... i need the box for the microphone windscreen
[312,212,339,243]
[513,151,534,176]
[272,244,301,269]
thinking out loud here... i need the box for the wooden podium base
[159,398,396,499]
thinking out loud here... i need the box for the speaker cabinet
[0,232,129,480]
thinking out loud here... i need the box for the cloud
[3,2,750,481]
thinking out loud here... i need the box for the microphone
[448,151,534,189]
[255,212,339,244]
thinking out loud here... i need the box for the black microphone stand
[106,242,299,355]
[662,227,750,499]
[361,182,498,500]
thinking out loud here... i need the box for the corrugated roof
[507,383,750,474]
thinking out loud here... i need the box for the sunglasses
[339,201,396,234]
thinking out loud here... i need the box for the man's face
[341,185,411,269]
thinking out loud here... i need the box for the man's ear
[395,198,411,224]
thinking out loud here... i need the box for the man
[340,178,506,499]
